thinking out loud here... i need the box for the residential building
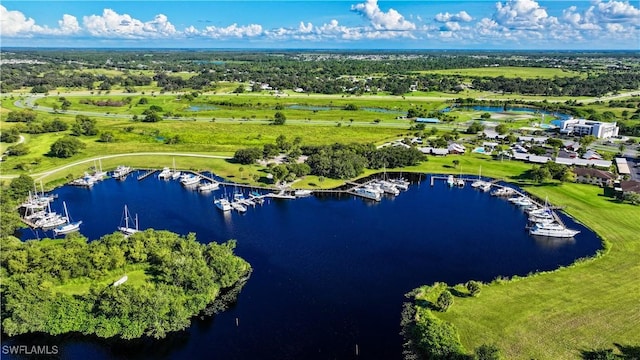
[574,168,615,187]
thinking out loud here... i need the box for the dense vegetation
[0,230,251,339]
[2,50,639,96]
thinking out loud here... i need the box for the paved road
[0,152,232,182]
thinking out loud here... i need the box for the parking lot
[627,157,640,181]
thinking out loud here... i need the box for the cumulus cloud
[493,0,557,30]
[434,11,473,23]
[201,23,263,38]
[83,9,176,38]
[57,14,81,35]
[350,0,416,30]
[0,5,81,37]
[0,5,42,36]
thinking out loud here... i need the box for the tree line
[1,229,251,340]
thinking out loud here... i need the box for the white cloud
[57,14,81,35]
[83,9,176,38]
[434,11,473,23]
[590,0,640,23]
[202,23,263,39]
[0,5,80,37]
[0,5,42,36]
[493,0,557,30]
[350,0,416,30]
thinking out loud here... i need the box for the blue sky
[1,0,639,49]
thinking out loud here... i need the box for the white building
[557,119,619,139]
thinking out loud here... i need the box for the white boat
[513,198,533,207]
[214,198,232,211]
[456,179,465,187]
[171,171,182,180]
[529,222,580,238]
[471,166,485,188]
[447,175,455,187]
[479,182,492,192]
[52,202,81,236]
[354,186,382,201]
[294,189,313,197]
[491,187,516,197]
[231,202,247,213]
[36,203,67,229]
[117,205,139,236]
[389,178,410,190]
[379,181,400,195]
[70,172,95,187]
[249,192,265,204]
[180,174,201,186]
[112,165,132,180]
[508,196,528,203]
[158,167,172,180]
[198,181,220,192]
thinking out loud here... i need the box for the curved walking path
[0,152,231,181]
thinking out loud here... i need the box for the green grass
[423,183,640,359]
[416,67,585,79]
[53,266,149,296]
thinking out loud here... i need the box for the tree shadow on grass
[449,288,471,298]
[580,343,640,359]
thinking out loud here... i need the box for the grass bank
[420,182,640,358]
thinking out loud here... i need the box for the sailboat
[53,202,82,236]
[171,158,181,180]
[118,205,139,236]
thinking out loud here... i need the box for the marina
[14,173,601,360]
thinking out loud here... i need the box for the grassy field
[53,265,149,296]
[423,183,640,358]
[416,66,585,79]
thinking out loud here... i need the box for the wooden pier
[137,169,157,181]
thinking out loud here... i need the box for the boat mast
[63,201,70,222]
[124,205,130,229]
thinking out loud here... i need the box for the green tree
[6,144,29,156]
[452,159,460,168]
[99,132,115,143]
[142,112,162,122]
[276,134,290,151]
[1,128,21,143]
[623,192,640,205]
[270,164,289,182]
[273,112,286,125]
[530,166,552,183]
[71,115,98,136]
[466,121,485,134]
[475,344,502,360]
[8,174,35,200]
[233,147,262,165]
[495,123,509,135]
[49,136,86,158]
[437,290,454,312]
[466,280,481,297]
[579,135,597,148]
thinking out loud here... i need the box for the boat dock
[137,169,157,181]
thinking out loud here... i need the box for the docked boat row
[503,194,580,238]
[112,165,133,180]
[70,160,107,187]
[352,177,410,201]
[447,175,466,188]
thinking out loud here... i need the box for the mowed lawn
[433,183,640,359]
[417,66,585,79]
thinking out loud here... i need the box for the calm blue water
[442,105,572,120]
[7,173,601,359]
[186,105,219,111]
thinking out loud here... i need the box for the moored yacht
[52,202,81,236]
[354,185,382,201]
[117,205,139,236]
[214,198,232,212]
[180,174,201,186]
[529,222,580,238]
[198,181,220,192]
